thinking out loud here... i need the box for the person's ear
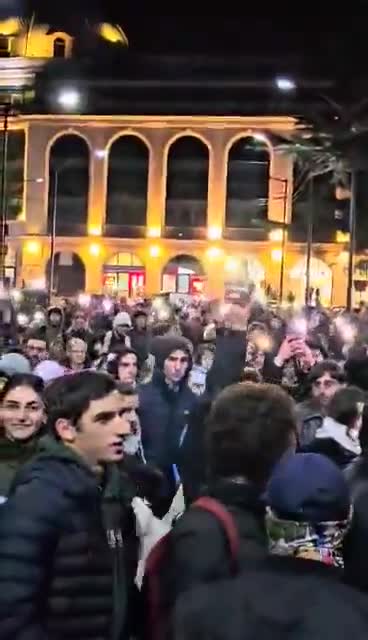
[54,418,77,443]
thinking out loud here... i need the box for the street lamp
[56,88,81,111]
[275,76,297,92]
[347,170,357,311]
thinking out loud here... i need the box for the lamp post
[0,103,11,285]
[305,176,314,305]
[279,178,288,303]
[269,176,289,303]
[347,169,357,311]
[276,77,367,310]
[48,160,76,300]
[46,88,82,301]
[48,169,58,301]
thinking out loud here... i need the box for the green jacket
[0,435,40,499]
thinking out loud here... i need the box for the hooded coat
[139,336,197,514]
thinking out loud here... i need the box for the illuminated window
[0,36,10,57]
[107,252,143,267]
[53,38,66,58]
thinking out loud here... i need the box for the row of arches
[46,251,333,305]
[48,134,270,233]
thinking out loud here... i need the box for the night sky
[4,0,368,66]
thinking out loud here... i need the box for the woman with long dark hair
[0,374,44,500]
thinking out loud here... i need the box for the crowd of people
[1,290,368,638]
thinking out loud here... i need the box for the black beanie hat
[151,336,192,370]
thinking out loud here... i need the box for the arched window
[46,252,86,296]
[162,254,205,294]
[226,136,269,228]
[165,137,209,228]
[53,38,66,58]
[1,130,25,220]
[106,136,149,227]
[48,134,90,235]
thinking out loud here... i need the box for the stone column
[207,133,227,237]
[23,123,51,235]
[79,246,104,293]
[203,249,225,298]
[144,251,163,295]
[86,129,110,236]
[20,240,48,287]
[146,130,167,236]
[331,260,348,307]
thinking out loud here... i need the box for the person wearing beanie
[266,453,352,567]
[103,311,132,354]
[139,334,197,516]
[0,352,31,377]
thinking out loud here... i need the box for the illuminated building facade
[0,18,356,305]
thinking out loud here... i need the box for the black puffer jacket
[0,438,139,640]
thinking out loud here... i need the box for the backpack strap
[145,530,172,640]
[193,496,240,574]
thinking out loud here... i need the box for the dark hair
[106,347,140,378]
[44,371,117,434]
[0,373,44,402]
[194,343,215,366]
[308,360,346,386]
[116,382,138,397]
[240,367,262,384]
[151,322,172,337]
[207,383,297,486]
[24,329,48,347]
[327,385,364,429]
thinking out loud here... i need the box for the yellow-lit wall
[21,115,297,236]
[0,20,73,58]
[17,235,352,304]
[8,114,357,302]
[15,28,73,58]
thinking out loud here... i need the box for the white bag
[132,497,171,588]
[162,484,185,526]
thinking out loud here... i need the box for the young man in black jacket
[0,371,141,640]
[170,382,297,599]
